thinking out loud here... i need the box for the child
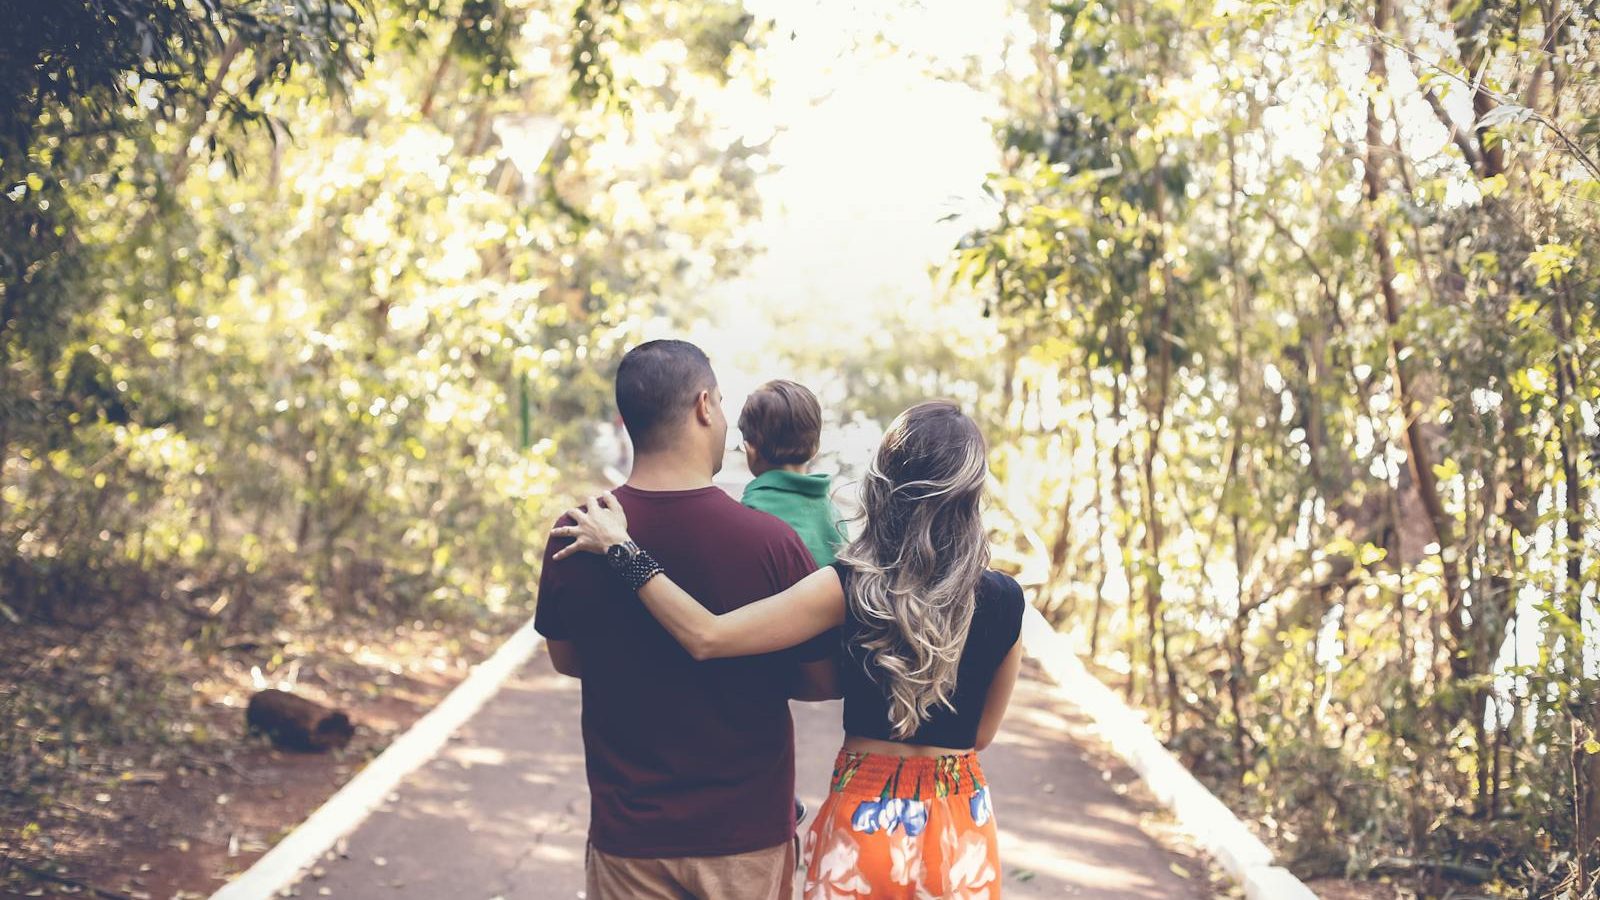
[737,379,845,567]
[737,379,844,837]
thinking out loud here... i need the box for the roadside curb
[1019,608,1319,900]
[210,617,546,900]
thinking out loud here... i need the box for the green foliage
[0,0,766,624]
[957,0,1600,893]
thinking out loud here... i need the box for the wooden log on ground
[246,689,354,752]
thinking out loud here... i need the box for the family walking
[536,339,1025,899]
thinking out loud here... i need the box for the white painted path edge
[208,616,546,900]
[1019,606,1318,900]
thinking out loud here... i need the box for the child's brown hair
[738,380,822,466]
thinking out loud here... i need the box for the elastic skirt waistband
[827,749,987,800]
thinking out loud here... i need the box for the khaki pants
[586,840,795,900]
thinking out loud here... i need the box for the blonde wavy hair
[836,401,990,738]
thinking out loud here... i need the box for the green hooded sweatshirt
[741,469,846,567]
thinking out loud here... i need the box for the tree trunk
[1140,407,1172,729]
[419,51,455,118]
[1044,368,1081,622]
[1554,285,1595,878]
[165,36,244,195]
[1364,0,1466,698]
[1084,367,1110,658]
[1110,363,1137,704]
[1222,114,1253,779]
[1144,155,1179,738]
[1449,0,1508,178]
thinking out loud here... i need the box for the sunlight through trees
[2,0,1598,896]
[949,0,1599,892]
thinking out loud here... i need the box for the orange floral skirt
[801,749,1001,899]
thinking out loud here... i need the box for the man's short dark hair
[738,379,822,466]
[615,340,717,453]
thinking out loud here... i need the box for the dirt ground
[1,610,505,899]
[1306,879,1411,899]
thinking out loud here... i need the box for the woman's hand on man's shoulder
[550,490,632,561]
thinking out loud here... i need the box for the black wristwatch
[605,540,642,567]
[604,539,663,592]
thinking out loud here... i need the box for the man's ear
[694,390,715,425]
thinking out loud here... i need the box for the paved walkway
[291,649,1212,899]
[292,460,1212,897]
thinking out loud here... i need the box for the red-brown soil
[1,608,506,899]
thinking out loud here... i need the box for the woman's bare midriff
[842,734,971,757]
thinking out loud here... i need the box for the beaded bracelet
[608,546,664,593]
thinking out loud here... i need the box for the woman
[554,401,1025,899]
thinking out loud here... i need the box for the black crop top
[831,562,1026,749]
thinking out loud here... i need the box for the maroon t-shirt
[534,484,824,858]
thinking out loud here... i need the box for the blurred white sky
[688,0,1013,411]
[679,1,1486,407]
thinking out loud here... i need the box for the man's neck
[627,452,715,492]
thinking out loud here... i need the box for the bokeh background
[2,1,1598,896]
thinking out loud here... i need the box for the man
[536,339,838,899]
